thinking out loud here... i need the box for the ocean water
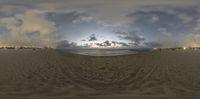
[63,49,151,56]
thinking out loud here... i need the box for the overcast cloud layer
[0,0,200,48]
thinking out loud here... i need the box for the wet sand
[0,49,200,99]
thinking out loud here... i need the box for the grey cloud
[103,40,111,46]
[127,6,198,39]
[144,42,161,48]
[116,31,145,46]
[46,11,86,27]
[94,40,112,47]
[94,40,129,48]
[2,0,199,26]
[114,30,164,48]
[45,11,100,42]
[112,41,129,47]
[0,0,199,49]
[56,40,78,49]
[88,34,97,41]
[82,40,86,41]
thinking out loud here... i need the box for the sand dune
[0,49,200,98]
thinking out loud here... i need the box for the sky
[0,0,200,49]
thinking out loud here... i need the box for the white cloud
[19,10,56,34]
[0,10,58,47]
[72,16,94,24]
[150,15,160,23]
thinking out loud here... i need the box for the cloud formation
[0,1,200,49]
[88,34,98,41]
[111,41,129,47]
[20,11,56,34]
[0,10,58,47]
[56,40,78,49]
[85,40,129,48]
[115,31,145,47]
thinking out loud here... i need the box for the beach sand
[0,49,200,98]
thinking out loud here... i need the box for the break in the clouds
[0,0,200,48]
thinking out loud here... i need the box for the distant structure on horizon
[0,46,54,50]
[153,47,200,51]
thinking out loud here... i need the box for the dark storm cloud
[88,34,97,41]
[114,30,162,48]
[111,41,129,47]
[95,43,103,47]
[56,40,78,49]
[94,40,113,48]
[115,31,145,46]
[95,40,111,47]
[103,40,111,46]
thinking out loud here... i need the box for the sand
[0,49,200,98]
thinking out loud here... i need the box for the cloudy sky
[0,0,200,49]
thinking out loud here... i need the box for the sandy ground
[0,49,200,99]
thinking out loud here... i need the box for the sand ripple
[0,50,200,98]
